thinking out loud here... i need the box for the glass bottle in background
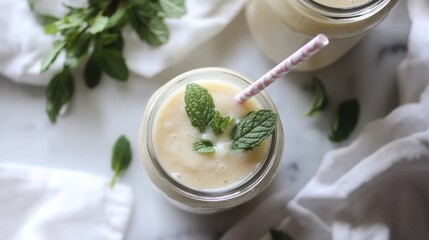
[246,0,398,71]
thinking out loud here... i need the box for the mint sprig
[31,0,187,123]
[193,139,215,154]
[232,110,277,151]
[211,111,233,135]
[184,83,215,133]
[184,83,277,153]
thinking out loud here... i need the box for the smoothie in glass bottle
[138,68,283,213]
[246,0,397,71]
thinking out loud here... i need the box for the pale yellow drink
[246,0,397,71]
[139,68,283,213]
[153,80,269,190]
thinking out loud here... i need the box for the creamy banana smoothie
[153,80,270,190]
[139,68,283,213]
[246,0,397,71]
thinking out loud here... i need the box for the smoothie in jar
[138,68,284,213]
[153,80,270,191]
[246,0,397,71]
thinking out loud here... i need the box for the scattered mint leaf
[96,48,129,81]
[41,41,65,72]
[270,229,293,240]
[329,99,360,142]
[211,111,233,135]
[158,0,187,18]
[193,139,215,154]
[109,135,132,188]
[232,110,277,150]
[84,52,102,88]
[88,15,109,34]
[184,83,215,133]
[45,68,74,123]
[306,78,328,116]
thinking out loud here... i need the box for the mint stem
[109,174,119,188]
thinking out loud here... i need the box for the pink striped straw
[235,34,329,104]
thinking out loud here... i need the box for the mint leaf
[107,6,128,28]
[329,99,360,142]
[140,17,168,45]
[100,33,118,46]
[64,32,92,68]
[88,0,110,8]
[159,0,186,18]
[211,111,233,135]
[193,139,215,154]
[39,15,60,25]
[44,22,58,35]
[102,31,124,51]
[96,48,129,81]
[45,68,74,123]
[130,1,162,18]
[88,15,109,34]
[306,78,328,116]
[185,83,215,133]
[109,135,132,188]
[232,110,277,150]
[84,52,102,88]
[270,229,293,240]
[54,16,84,32]
[41,41,65,72]
[128,8,169,46]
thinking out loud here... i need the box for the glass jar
[138,68,284,213]
[246,0,398,71]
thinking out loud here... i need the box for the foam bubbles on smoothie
[215,141,230,158]
[171,172,182,179]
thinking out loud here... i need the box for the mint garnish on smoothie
[185,83,276,153]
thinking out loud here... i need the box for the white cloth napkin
[0,164,133,240]
[223,0,429,239]
[0,0,245,85]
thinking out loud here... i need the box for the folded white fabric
[0,0,245,85]
[0,164,133,240]
[223,0,429,239]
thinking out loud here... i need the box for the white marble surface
[0,1,410,239]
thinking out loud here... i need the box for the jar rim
[299,0,392,19]
[139,67,284,209]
